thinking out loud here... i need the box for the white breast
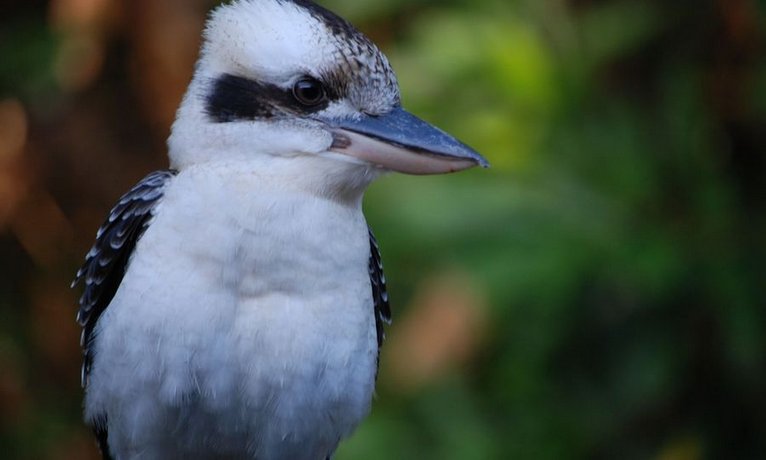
[84,162,378,459]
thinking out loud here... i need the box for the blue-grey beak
[326,107,489,175]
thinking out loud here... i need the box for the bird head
[168,0,487,197]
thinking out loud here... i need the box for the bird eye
[292,78,325,106]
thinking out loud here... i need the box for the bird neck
[172,156,375,208]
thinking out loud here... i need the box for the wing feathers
[72,169,177,387]
[368,228,391,348]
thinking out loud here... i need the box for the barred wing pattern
[72,170,177,387]
[368,228,391,348]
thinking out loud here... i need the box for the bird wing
[72,169,177,387]
[368,228,391,348]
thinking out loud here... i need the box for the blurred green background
[1,0,764,458]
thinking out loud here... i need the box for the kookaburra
[73,0,487,458]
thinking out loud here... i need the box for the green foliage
[0,17,57,100]
[332,0,766,458]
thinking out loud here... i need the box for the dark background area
[0,0,764,458]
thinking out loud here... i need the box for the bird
[72,0,488,458]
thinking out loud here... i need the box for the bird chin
[285,150,379,202]
[330,129,480,175]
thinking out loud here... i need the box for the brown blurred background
[1,1,218,457]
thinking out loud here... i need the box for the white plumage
[74,1,486,458]
[87,163,377,458]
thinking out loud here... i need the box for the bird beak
[326,107,489,175]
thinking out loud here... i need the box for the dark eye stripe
[204,73,337,123]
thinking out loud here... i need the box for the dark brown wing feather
[368,227,391,348]
[72,169,177,386]
[72,170,176,460]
